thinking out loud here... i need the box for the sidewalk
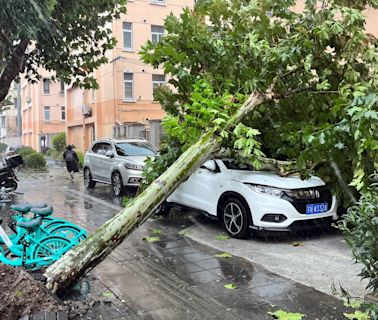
[7,168,351,319]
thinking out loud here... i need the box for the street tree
[44,0,378,293]
[0,0,126,106]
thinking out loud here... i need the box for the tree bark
[0,39,29,104]
[44,91,268,294]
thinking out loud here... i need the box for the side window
[92,143,104,154]
[102,143,112,154]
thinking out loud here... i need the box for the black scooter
[0,154,23,191]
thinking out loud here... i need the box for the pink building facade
[21,71,66,151]
[66,0,194,152]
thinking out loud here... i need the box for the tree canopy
[141,0,378,204]
[0,0,126,105]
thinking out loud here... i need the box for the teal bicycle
[0,217,72,270]
[0,203,87,270]
[8,203,87,244]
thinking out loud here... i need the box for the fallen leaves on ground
[214,234,230,240]
[289,242,304,247]
[178,230,191,236]
[268,309,304,320]
[102,291,115,298]
[214,252,233,258]
[143,236,160,242]
[224,283,237,290]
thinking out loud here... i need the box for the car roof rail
[123,136,147,140]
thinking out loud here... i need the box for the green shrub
[24,152,46,170]
[339,179,378,292]
[45,148,55,157]
[0,143,7,152]
[17,147,35,157]
[76,150,84,169]
[52,132,66,151]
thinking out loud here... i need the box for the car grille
[282,186,333,214]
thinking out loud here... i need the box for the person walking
[63,145,79,179]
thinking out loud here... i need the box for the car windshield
[115,142,157,156]
[222,159,254,171]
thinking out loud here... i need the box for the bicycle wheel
[49,225,87,243]
[32,236,71,260]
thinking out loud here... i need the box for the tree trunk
[44,91,268,293]
[0,39,29,104]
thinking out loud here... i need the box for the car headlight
[246,184,284,198]
[285,189,320,199]
[124,161,144,171]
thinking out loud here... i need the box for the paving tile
[248,279,314,301]
[193,258,223,270]
[180,252,215,263]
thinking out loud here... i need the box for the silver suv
[83,138,158,196]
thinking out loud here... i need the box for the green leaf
[178,230,191,236]
[102,291,115,298]
[343,311,370,320]
[224,283,237,290]
[343,299,362,309]
[268,309,305,320]
[143,236,161,242]
[214,234,230,240]
[214,252,233,258]
[152,229,162,234]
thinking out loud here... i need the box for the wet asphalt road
[0,166,357,319]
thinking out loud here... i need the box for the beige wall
[67,0,194,152]
[21,69,65,151]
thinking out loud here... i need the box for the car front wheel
[84,168,96,189]
[221,197,250,239]
[112,172,124,196]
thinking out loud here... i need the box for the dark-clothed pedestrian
[63,145,79,179]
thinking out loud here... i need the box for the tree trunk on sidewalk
[44,91,268,294]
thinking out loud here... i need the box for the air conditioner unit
[81,104,92,115]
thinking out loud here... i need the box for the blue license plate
[306,203,328,214]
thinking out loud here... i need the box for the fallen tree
[44,91,269,292]
[44,0,378,293]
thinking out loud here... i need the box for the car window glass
[103,143,112,153]
[91,143,101,154]
[115,142,157,156]
[222,159,254,171]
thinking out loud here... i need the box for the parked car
[165,159,338,238]
[83,138,158,196]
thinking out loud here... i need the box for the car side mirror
[201,160,217,172]
[105,150,114,158]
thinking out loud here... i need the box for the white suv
[166,159,338,238]
[83,138,158,196]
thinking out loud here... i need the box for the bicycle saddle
[17,218,42,231]
[10,203,48,213]
[30,206,53,217]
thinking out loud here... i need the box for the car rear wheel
[84,168,96,189]
[221,197,250,239]
[112,172,124,196]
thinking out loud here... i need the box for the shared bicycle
[0,203,87,270]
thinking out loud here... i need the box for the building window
[124,73,134,100]
[43,79,50,95]
[60,79,65,94]
[151,25,164,43]
[152,74,165,100]
[44,106,51,121]
[150,0,166,4]
[123,22,133,50]
[0,117,5,128]
[91,89,96,103]
[61,106,66,121]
